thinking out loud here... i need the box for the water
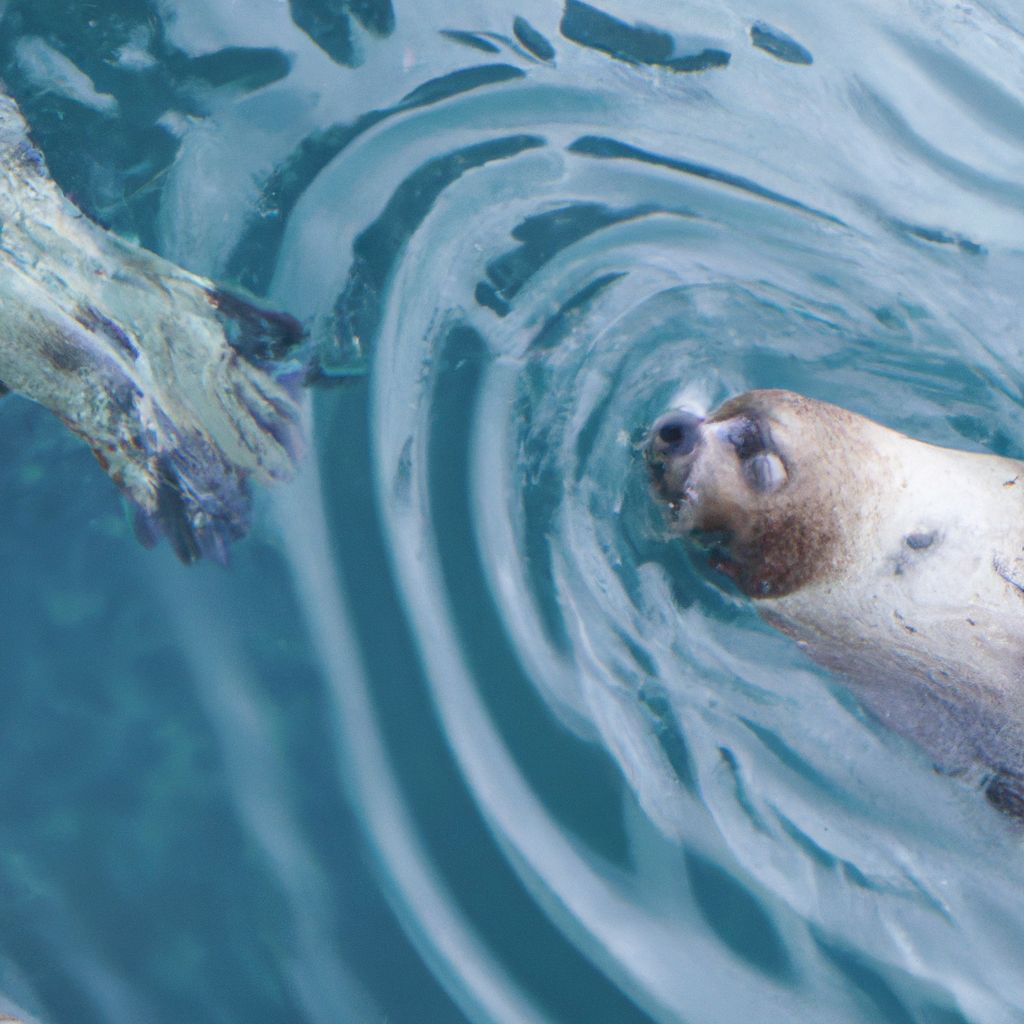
[2,1,1024,1022]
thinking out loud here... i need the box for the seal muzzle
[647,410,704,502]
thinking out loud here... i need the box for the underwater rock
[0,87,305,563]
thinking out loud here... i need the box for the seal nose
[648,410,704,461]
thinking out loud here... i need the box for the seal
[647,388,1024,815]
[0,86,305,563]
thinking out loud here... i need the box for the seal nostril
[650,410,703,458]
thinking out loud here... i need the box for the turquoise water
[3,1,1024,1022]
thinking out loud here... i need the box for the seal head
[648,390,868,597]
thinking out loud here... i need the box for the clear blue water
[3,1,1024,1022]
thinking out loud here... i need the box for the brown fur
[680,390,874,597]
[732,505,843,597]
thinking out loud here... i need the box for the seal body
[648,389,1024,811]
[0,87,304,562]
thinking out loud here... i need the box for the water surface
[2,1,1024,1022]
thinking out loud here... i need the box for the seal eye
[745,452,787,493]
[716,414,786,491]
[725,417,768,460]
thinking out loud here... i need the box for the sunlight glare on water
[3,0,1024,1022]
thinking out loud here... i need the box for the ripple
[8,0,1024,1021]
[322,2,1024,1018]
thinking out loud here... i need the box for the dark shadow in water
[811,932,921,1024]
[514,17,556,62]
[530,271,627,350]
[890,31,1024,146]
[717,747,767,829]
[560,0,730,73]
[289,0,394,66]
[684,849,795,983]
[476,203,680,316]
[892,220,984,255]
[773,812,872,889]
[740,717,849,801]
[750,22,813,65]
[440,29,503,54]
[568,135,844,225]
[637,687,698,794]
[183,46,291,89]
